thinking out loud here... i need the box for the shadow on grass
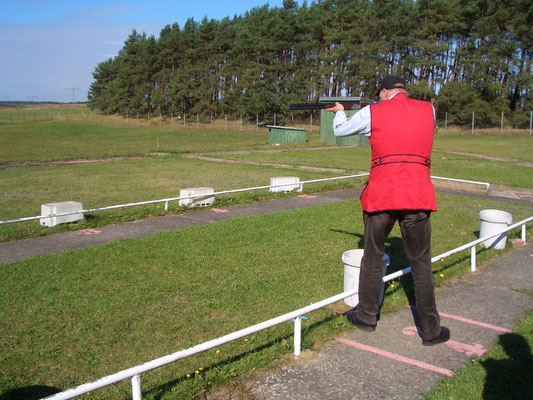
[0,385,61,400]
[481,333,533,400]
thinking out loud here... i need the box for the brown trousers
[357,210,441,340]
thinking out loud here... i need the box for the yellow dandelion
[216,350,220,354]
[440,273,444,278]
[391,284,395,288]
[244,338,248,342]
[195,370,199,375]
[441,258,445,262]
[199,367,204,371]
[186,374,191,378]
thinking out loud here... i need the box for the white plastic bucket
[479,209,513,250]
[342,249,390,308]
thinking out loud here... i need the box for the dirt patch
[0,156,144,169]
[440,150,533,168]
[183,154,347,173]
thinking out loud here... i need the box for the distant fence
[439,110,533,135]
[2,106,531,135]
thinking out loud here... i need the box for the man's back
[361,93,436,212]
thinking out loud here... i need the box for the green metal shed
[319,96,376,146]
[267,125,307,145]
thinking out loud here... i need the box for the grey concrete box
[40,201,84,227]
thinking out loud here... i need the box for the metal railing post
[522,224,527,243]
[470,246,477,272]
[132,374,142,400]
[294,317,302,357]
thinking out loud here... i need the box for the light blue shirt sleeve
[333,105,372,137]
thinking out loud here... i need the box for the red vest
[360,94,437,212]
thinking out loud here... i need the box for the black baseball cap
[376,76,406,95]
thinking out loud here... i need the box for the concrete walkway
[1,186,532,264]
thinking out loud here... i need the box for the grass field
[204,146,533,188]
[0,119,272,162]
[1,116,531,242]
[1,194,531,399]
[0,109,532,399]
[0,104,87,123]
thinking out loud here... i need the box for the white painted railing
[430,176,491,191]
[42,216,531,400]
[0,174,369,225]
[1,174,490,226]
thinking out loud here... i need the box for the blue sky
[0,0,301,102]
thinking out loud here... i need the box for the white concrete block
[269,177,302,193]
[179,187,215,207]
[40,201,84,227]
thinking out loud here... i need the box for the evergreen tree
[87,0,531,127]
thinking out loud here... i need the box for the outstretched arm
[329,103,372,137]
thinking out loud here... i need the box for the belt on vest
[371,154,431,169]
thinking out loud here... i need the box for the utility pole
[66,87,81,103]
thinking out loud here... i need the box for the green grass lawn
[1,193,531,399]
[0,117,325,163]
[433,129,533,163]
[204,145,533,188]
[1,115,532,398]
[0,105,87,123]
[0,120,267,162]
[1,122,531,242]
[0,155,353,241]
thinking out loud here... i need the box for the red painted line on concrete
[80,229,101,235]
[338,338,455,377]
[211,208,228,214]
[439,312,511,333]
[297,195,317,199]
[445,340,486,357]
[509,192,520,199]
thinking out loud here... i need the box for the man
[327,76,450,346]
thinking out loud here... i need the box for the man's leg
[356,211,396,325]
[398,210,441,340]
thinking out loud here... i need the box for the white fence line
[0,174,369,225]
[43,216,531,400]
[1,174,490,226]
[429,176,490,191]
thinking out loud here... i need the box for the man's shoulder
[375,94,431,108]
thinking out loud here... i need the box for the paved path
[0,189,362,263]
[1,186,532,264]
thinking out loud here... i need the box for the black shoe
[346,310,376,332]
[422,327,450,346]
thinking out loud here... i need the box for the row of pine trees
[88,0,532,127]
